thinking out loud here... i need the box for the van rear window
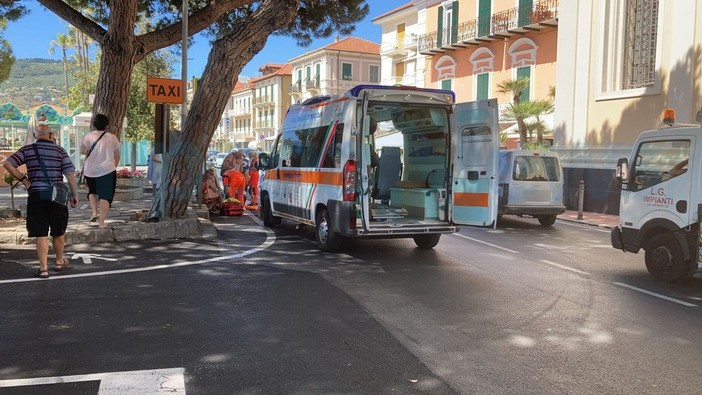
[513,156,560,181]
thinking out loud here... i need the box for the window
[598,0,660,98]
[305,66,311,81]
[631,140,690,190]
[441,79,452,90]
[281,123,345,168]
[369,65,379,83]
[437,1,459,47]
[342,63,353,81]
[512,156,560,181]
[315,63,321,86]
[476,73,489,100]
[623,0,659,89]
[517,66,531,101]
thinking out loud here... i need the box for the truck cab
[611,114,701,282]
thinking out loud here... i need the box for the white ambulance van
[611,109,702,282]
[258,85,499,252]
[497,149,565,226]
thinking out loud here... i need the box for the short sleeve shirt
[82,130,120,177]
[5,140,75,193]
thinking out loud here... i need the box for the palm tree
[497,77,530,146]
[49,33,74,115]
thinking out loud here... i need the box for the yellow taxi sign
[147,77,184,104]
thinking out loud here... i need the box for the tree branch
[36,0,106,44]
[136,0,257,62]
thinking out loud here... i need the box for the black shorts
[86,171,117,204]
[26,192,69,237]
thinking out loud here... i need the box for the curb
[0,207,216,246]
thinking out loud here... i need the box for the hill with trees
[0,58,71,109]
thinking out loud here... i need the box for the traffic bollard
[577,180,584,220]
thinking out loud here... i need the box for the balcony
[418,0,558,55]
[380,34,419,58]
[381,75,417,87]
[289,82,302,95]
[228,107,251,118]
[253,95,274,108]
[305,78,321,93]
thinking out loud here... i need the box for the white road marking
[539,259,590,275]
[0,367,186,394]
[450,233,518,253]
[614,282,698,307]
[71,253,118,264]
[0,214,276,285]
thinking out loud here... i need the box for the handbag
[79,131,107,184]
[32,144,69,206]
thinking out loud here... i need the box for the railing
[382,75,417,86]
[305,79,319,90]
[418,0,558,53]
[289,83,302,94]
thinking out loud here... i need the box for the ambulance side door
[450,99,499,226]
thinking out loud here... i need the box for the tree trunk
[517,117,528,147]
[130,141,137,171]
[92,0,138,139]
[150,0,299,219]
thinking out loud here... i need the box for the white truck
[611,110,702,282]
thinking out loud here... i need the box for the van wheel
[413,234,441,249]
[261,197,280,227]
[538,215,557,226]
[645,233,692,282]
[315,209,340,252]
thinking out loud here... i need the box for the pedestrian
[2,124,79,279]
[146,147,162,194]
[80,113,120,229]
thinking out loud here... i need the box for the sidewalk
[557,209,619,229]
[0,186,213,246]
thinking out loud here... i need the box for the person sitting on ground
[202,169,223,215]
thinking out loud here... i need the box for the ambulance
[258,85,499,252]
[611,109,702,282]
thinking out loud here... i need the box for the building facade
[372,3,427,88]
[288,37,381,102]
[416,0,558,105]
[248,64,292,151]
[228,79,254,150]
[553,0,702,214]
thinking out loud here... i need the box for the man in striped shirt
[3,124,79,279]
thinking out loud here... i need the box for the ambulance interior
[366,103,450,223]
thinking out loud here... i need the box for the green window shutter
[477,73,489,100]
[517,66,531,101]
[478,0,490,36]
[437,6,444,47]
[315,64,320,85]
[451,1,459,44]
[441,79,452,90]
[518,0,533,26]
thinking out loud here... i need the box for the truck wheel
[413,234,441,249]
[315,209,340,252]
[260,196,280,227]
[644,233,692,282]
[538,215,557,226]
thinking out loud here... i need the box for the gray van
[497,149,565,226]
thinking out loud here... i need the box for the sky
[4,1,408,79]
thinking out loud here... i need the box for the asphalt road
[1,214,702,394]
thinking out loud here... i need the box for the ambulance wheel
[413,234,441,249]
[644,233,692,282]
[261,197,280,227]
[538,215,557,226]
[315,209,340,252]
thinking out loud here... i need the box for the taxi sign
[147,77,184,104]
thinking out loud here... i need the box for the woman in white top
[80,114,120,229]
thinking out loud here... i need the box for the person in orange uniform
[247,151,260,207]
[223,151,248,203]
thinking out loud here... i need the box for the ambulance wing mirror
[615,158,629,184]
[259,152,271,170]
